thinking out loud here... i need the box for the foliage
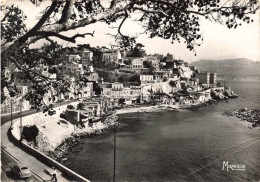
[123,59,131,65]
[93,81,102,95]
[129,74,141,84]
[60,110,77,124]
[97,70,118,83]
[169,80,177,88]
[77,102,85,110]
[22,125,39,142]
[126,43,145,57]
[143,61,155,74]
[119,98,125,105]
[67,104,75,109]
[118,74,131,84]
[143,61,152,69]
[169,80,177,93]
[1,5,27,44]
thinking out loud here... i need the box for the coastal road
[1,148,42,182]
[1,101,72,125]
[1,101,74,182]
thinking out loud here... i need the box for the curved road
[1,101,73,182]
[1,148,42,182]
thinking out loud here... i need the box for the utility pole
[138,110,140,121]
[20,100,23,140]
[113,129,117,182]
[10,99,13,126]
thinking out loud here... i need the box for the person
[51,167,57,181]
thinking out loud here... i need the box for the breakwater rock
[222,108,260,128]
[211,88,238,100]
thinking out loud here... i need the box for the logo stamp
[222,161,245,172]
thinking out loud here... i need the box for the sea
[65,80,260,182]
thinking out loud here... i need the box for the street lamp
[112,122,119,182]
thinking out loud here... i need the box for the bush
[60,112,66,119]
[129,74,141,84]
[67,105,75,109]
[22,125,39,142]
[77,103,85,110]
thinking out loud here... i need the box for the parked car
[12,164,32,178]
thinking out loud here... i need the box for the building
[147,56,160,70]
[63,61,83,73]
[111,82,124,98]
[209,73,217,85]
[101,82,141,101]
[82,101,101,117]
[131,58,144,70]
[140,75,154,84]
[195,72,210,86]
[112,82,124,90]
[82,50,93,66]
[154,70,172,80]
[69,55,81,62]
[81,82,95,98]
[102,49,122,64]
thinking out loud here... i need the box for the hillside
[191,58,260,80]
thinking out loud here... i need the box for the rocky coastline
[30,87,238,162]
[51,114,119,163]
[222,108,260,128]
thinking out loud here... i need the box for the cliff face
[191,58,260,80]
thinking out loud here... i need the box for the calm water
[65,80,260,182]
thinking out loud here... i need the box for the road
[1,101,71,125]
[1,148,43,182]
[1,100,76,182]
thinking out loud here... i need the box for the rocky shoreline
[51,114,119,163]
[222,108,260,128]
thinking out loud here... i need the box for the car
[12,164,32,178]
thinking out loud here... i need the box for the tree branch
[58,0,74,24]
[32,31,95,43]
[19,0,58,43]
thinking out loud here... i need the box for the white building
[102,83,141,99]
[132,58,144,70]
[102,49,122,64]
[140,75,154,84]
[64,62,83,73]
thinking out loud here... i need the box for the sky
[3,0,260,62]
